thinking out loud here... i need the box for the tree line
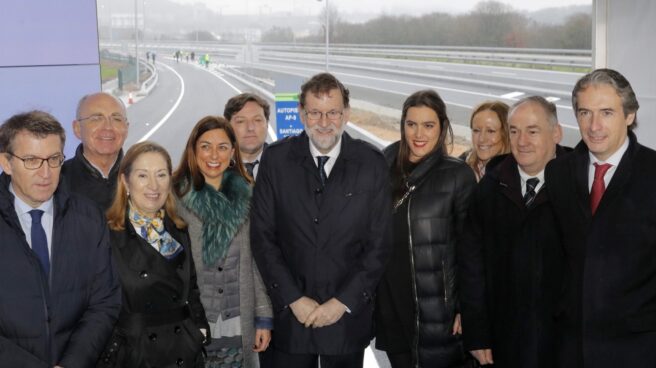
[263,1,591,49]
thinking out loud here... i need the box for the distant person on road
[250,72,392,368]
[62,92,129,211]
[191,51,196,62]
[225,93,271,180]
[460,101,510,181]
[375,90,476,368]
[173,116,273,367]
[0,110,120,367]
[152,52,157,64]
[204,54,211,68]
[175,50,181,63]
[459,96,566,368]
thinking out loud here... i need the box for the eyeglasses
[6,152,65,170]
[77,113,128,126]
[304,110,343,121]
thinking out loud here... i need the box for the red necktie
[590,163,612,215]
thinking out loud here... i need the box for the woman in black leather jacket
[375,90,477,368]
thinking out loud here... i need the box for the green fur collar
[181,171,251,266]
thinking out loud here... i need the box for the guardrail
[101,41,591,70]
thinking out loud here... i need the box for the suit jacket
[545,131,656,368]
[250,132,392,354]
[460,151,566,368]
[0,173,121,367]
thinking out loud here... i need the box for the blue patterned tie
[317,156,329,186]
[29,210,50,276]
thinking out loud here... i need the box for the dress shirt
[518,166,545,197]
[309,136,342,177]
[10,184,54,258]
[243,149,264,179]
[587,137,629,191]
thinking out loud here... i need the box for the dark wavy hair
[172,115,252,198]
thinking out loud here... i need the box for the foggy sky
[168,0,591,16]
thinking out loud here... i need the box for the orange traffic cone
[128,92,134,105]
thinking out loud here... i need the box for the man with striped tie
[459,96,567,368]
[0,111,120,367]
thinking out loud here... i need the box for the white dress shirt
[518,167,545,197]
[309,136,342,177]
[587,138,629,191]
[10,184,54,258]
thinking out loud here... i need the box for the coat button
[174,326,181,334]
[177,358,184,366]
[218,266,223,272]
[172,294,179,302]
[315,187,322,194]
[149,333,157,342]
[218,288,223,294]
[271,282,278,288]
[313,218,319,224]
[139,271,149,279]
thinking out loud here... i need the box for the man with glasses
[224,93,270,180]
[62,92,129,210]
[0,110,120,367]
[250,73,392,368]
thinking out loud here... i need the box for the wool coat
[98,215,209,368]
[250,132,393,355]
[459,151,567,368]
[545,132,656,368]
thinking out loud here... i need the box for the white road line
[138,62,185,142]
[492,71,517,76]
[501,91,525,99]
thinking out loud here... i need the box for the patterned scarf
[128,204,182,259]
[180,170,251,266]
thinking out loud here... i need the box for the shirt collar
[9,183,54,215]
[309,136,342,162]
[588,136,629,167]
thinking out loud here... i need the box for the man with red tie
[545,69,656,368]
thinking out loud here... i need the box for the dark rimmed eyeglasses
[5,152,65,170]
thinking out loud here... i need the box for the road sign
[275,93,303,138]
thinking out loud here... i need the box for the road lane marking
[501,91,525,99]
[138,62,185,142]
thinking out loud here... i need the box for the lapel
[288,132,323,216]
[569,141,593,222]
[593,132,637,217]
[494,154,525,210]
[318,133,358,221]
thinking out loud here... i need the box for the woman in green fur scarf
[173,116,273,368]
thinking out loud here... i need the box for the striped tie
[523,177,540,208]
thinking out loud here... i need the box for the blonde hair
[106,141,186,231]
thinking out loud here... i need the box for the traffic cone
[128,92,134,105]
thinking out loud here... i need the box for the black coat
[250,132,393,354]
[0,173,121,367]
[545,132,656,368]
[459,151,567,368]
[61,144,122,212]
[376,142,476,367]
[99,216,209,368]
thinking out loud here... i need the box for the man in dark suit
[459,96,566,367]
[250,73,392,368]
[62,92,129,211]
[545,68,656,367]
[224,92,270,180]
[0,110,121,367]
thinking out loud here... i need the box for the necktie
[590,163,612,215]
[245,160,259,178]
[523,177,540,208]
[317,156,329,186]
[29,209,50,276]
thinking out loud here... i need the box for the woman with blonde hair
[172,116,272,368]
[461,101,510,181]
[100,141,209,368]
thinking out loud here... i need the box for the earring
[229,158,236,168]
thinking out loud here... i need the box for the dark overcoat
[0,173,121,367]
[99,215,209,368]
[459,152,566,368]
[545,131,656,368]
[250,132,393,354]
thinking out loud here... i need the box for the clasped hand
[289,296,346,328]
